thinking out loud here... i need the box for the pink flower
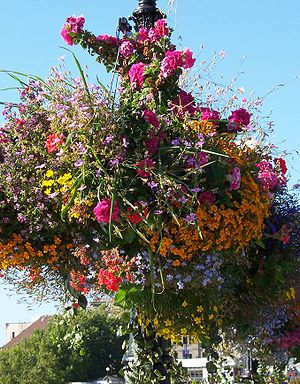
[145,131,160,155]
[200,107,220,121]
[138,27,150,43]
[45,133,65,153]
[256,159,281,190]
[96,34,118,46]
[129,62,146,89]
[227,108,251,132]
[93,198,119,223]
[160,50,183,77]
[170,90,197,118]
[198,191,216,205]
[229,167,241,190]
[152,19,169,39]
[61,15,85,46]
[135,158,156,178]
[143,110,160,128]
[182,48,196,69]
[120,40,134,57]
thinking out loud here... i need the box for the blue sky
[0,0,299,346]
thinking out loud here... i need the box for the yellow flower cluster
[150,175,269,263]
[41,170,74,196]
[137,302,225,343]
[0,234,74,271]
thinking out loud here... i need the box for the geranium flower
[61,15,85,46]
[45,133,65,153]
[96,34,118,46]
[120,40,135,57]
[227,108,251,132]
[93,198,119,223]
[143,110,160,128]
[129,62,146,89]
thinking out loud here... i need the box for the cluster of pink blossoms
[160,48,196,78]
[138,19,169,43]
[278,328,300,350]
[93,198,120,223]
[256,159,287,190]
[61,15,85,46]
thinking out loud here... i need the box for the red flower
[45,133,65,153]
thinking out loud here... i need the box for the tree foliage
[0,305,126,384]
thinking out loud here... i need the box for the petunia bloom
[61,15,85,46]
[93,198,119,223]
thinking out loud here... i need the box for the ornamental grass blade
[60,47,91,100]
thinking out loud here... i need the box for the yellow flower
[208,313,214,320]
[193,317,202,325]
[45,170,54,178]
[164,319,172,327]
[181,328,187,336]
[197,305,204,313]
[182,300,188,307]
[41,179,54,187]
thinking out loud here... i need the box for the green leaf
[115,289,127,303]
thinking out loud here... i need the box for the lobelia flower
[93,198,119,223]
[120,40,135,57]
[128,62,146,89]
[61,15,85,46]
[229,167,241,190]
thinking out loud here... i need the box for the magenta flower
[96,34,118,46]
[256,160,281,190]
[198,191,216,205]
[143,110,160,128]
[170,90,197,118]
[120,40,134,57]
[200,107,220,121]
[93,198,119,223]
[182,48,196,69]
[229,167,241,190]
[129,62,146,89]
[160,50,183,78]
[227,108,251,132]
[138,27,150,43]
[153,19,169,39]
[61,15,85,46]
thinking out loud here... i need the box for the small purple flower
[177,281,184,290]
[74,159,84,167]
[185,213,197,223]
[171,138,181,146]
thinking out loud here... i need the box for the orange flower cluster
[150,175,269,264]
[0,234,74,271]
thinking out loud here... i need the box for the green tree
[0,305,126,384]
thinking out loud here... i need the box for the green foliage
[0,305,125,384]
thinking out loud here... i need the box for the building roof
[2,315,51,349]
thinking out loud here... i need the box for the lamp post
[131,0,165,30]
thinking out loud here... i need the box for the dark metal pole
[131,0,165,31]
